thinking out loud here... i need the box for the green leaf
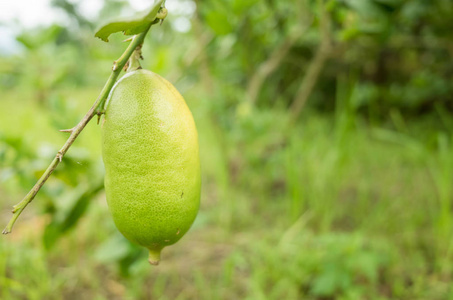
[94,234,131,263]
[42,181,103,250]
[59,182,103,232]
[42,223,61,250]
[95,0,164,42]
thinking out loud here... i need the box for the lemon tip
[148,248,161,266]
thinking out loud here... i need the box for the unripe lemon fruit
[101,69,201,265]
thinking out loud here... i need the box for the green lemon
[101,69,201,265]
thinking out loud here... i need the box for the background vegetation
[1,0,453,299]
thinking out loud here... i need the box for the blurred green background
[1,0,453,299]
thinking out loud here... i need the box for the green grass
[1,88,453,299]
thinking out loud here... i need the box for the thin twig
[2,26,154,235]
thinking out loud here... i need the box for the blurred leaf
[311,264,352,297]
[51,0,93,29]
[16,25,65,49]
[43,223,61,250]
[95,233,145,277]
[345,0,386,17]
[94,233,131,263]
[118,246,145,277]
[232,0,259,15]
[42,180,103,249]
[95,0,164,42]
[339,27,361,41]
[348,251,382,283]
[373,0,403,9]
[59,182,103,232]
[205,11,233,35]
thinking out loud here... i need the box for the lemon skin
[101,69,201,265]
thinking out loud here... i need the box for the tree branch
[246,0,312,106]
[289,0,333,121]
[3,25,155,235]
[246,29,303,105]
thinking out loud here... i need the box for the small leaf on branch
[95,0,164,42]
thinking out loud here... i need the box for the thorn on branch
[123,60,130,71]
[112,61,119,71]
[56,151,64,162]
[60,128,74,133]
[96,111,105,124]
[122,37,133,43]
